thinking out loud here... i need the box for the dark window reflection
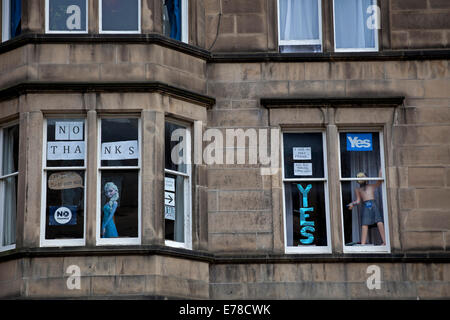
[101,118,139,167]
[102,0,139,31]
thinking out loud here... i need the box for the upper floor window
[333,0,379,52]
[277,0,322,53]
[0,123,19,251]
[45,0,88,34]
[99,0,141,34]
[1,0,21,42]
[163,0,188,43]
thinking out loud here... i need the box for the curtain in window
[279,0,319,41]
[2,126,18,246]
[165,0,181,41]
[10,0,21,38]
[334,0,375,49]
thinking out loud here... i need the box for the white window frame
[338,129,390,253]
[332,0,379,52]
[181,0,189,43]
[281,130,332,254]
[96,117,142,246]
[277,0,323,49]
[164,119,192,250]
[1,0,11,42]
[40,117,87,247]
[99,0,141,34]
[45,0,89,34]
[0,121,19,252]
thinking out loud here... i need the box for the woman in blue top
[102,182,119,238]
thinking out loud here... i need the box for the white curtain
[2,126,18,246]
[279,0,320,41]
[334,0,376,49]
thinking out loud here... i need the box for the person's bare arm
[374,168,383,188]
[348,188,361,210]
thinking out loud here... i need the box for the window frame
[99,0,141,34]
[338,128,390,253]
[40,117,87,247]
[1,0,11,42]
[0,121,19,252]
[281,129,332,254]
[276,0,323,50]
[45,0,89,34]
[164,118,192,250]
[332,0,379,53]
[96,116,142,246]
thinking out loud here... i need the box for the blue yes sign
[346,133,373,151]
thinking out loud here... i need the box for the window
[333,0,379,52]
[277,0,322,53]
[164,120,192,249]
[0,123,19,252]
[99,0,141,34]
[41,119,86,247]
[97,118,141,245]
[2,0,21,42]
[162,0,188,43]
[282,131,331,253]
[45,0,88,34]
[339,131,389,252]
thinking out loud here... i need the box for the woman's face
[106,187,117,199]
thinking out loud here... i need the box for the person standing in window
[347,171,386,246]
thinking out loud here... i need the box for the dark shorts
[361,200,383,226]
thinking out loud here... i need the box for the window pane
[2,124,19,175]
[10,0,21,38]
[341,181,386,246]
[284,181,328,246]
[283,132,324,179]
[45,170,85,240]
[340,132,381,178]
[101,0,139,31]
[100,170,139,238]
[101,118,139,167]
[334,0,376,49]
[48,0,87,32]
[279,0,320,41]
[47,119,85,167]
[165,122,187,173]
[163,0,182,41]
[2,175,17,246]
[164,173,185,242]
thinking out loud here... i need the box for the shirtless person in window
[347,170,386,246]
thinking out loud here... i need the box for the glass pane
[164,173,185,242]
[284,181,328,247]
[283,132,324,179]
[341,181,386,246]
[102,0,139,31]
[48,0,87,32]
[163,0,182,41]
[2,124,19,175]
[100,170,139,238]
[280,45,322,53]
[45,170,85,240]
[46,119,85,167]
[165,122,187,173]
[340,132,381,178]
[101,118,139,167]
[334,0,376,49]
[279,0,320,41]
[10,0,21,38]
[2,175,17,246]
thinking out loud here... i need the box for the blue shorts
[361,200,383,226]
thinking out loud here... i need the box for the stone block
[100,63,146,81]
[401,231,445,250]
[26,277,90,298]
[0,260,19,282]
[0,279,22,298]
[348,281,417,299]
[207,108,267,127]
[384,61,418,80]
[424,80,450,98]
[209,233,258,251]
[34,44,70,64]
[70,44,115,64]
[407,30,446,49]
[429,0,450,9]
[30,257,64,279]
[222,0,264,14]
[417,188,450,209]
[91,276,116,296]
[408,167,446,187]
[208,168,266,190]
[262,63,305,81]
[0,47,27,72]
[236,14,265,34]
[391,0,428,10]
[218,190,271,211]
[269,108,324,126]
[209,34,268,52]
[116,275,146,295]
[417,283,450,299]
[391,31,408,49]
[391,13,450,30]
[402,210,450,231]
[345,79,425,98]
[395,125,450,145]
[210,283,246,299]
[209,211,272,233]
[207,63,261,82]
[38,64,100,81]
[289,80,346,96]
[398,146,450,166]
[405,263,445,282]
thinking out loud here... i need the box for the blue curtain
[10,0,21,38]
[166,0,181,41]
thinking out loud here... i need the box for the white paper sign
[101,140,139,160]
[55,122,84,141]
[293,147,311,160]
[165,191,175,206]
[165,206,175,220]
[47,141,85,160]
[165,177,175,192]
[294,163,313,176]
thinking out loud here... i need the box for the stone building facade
[0,0,449,299]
